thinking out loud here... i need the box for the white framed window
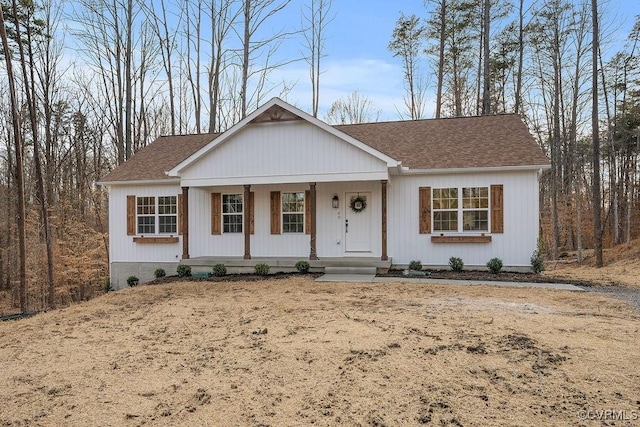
[158,196,177,233]
[462,187,488,231]
[137,196,156,234]
[432,188,458,232]
[222,194,243,233]
[282,192,304,233]
[433,187,489,232]
[137,196,177,234]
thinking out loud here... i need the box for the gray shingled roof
[100,115,548,183]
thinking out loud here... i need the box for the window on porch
[282,192,304,233]
[222,194,243,233]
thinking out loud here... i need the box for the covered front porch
[178,180,391,263]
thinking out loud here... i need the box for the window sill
[431,235,491,243]
[133,236,179,244]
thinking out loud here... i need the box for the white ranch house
[100,98,550,289]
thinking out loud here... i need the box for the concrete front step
[324,266,377,275]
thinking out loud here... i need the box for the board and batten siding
[108,184,184,263]
[387,171,540,267]
[188,182,382,259]
[179,120,388,185]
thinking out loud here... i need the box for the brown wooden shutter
[491,184,504,233]
[270,191,281,234]
[249,192,255,235]
[419,187,431,234]
[305,190,311,234]
[211,193,221,235]
[177,194,183,235]
[127,195,136,235]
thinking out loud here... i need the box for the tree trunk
[576,171,583,262]
[12,0,56,309]
[481,0,490,115]
[514,0,524,114]
[0,5,28,313]
[241,0,251,118]
[551,38,561,260]
[125,0,134,158]
[592,0,603,267]
[435,0,446,118]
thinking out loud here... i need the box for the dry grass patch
[544,240,640,288]
[0,277,638,426]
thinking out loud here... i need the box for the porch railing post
[309,182,318,260]
[381,180,388,261]
[244,184,251,259]
[181,186,190,260]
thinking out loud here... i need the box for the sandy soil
[0,277,638,426]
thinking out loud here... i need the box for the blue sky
[273,0,639,121]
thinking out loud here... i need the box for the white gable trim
[166,98,401,177]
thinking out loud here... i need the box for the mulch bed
[146,270,595,287]
[146,271,323,286]
[380,269,594,286]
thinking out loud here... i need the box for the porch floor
[182,256,392,274]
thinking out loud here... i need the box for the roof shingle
[100,133,219,182]
[335,114,549,170]
[100,114,548,183]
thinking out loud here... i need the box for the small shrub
[177,264,192,277]
[486,257,503,274]
[449,256,464,272]
[126,276,139,287]
[530,238,546,274]
[102,278,113,293]
[212,263,227,277]
[409,260,422,271]
[295,260,310,273]
[254,263,270,276]
[154,268,166,279]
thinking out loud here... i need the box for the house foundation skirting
[110,261,180,290]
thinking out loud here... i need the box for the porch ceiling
[179,170,389,187]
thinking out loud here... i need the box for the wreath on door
[349,195,367,213]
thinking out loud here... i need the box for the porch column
[243,184,251,259]
[309,182,318,260]
[381,180,388,261]
[181,186,190,259]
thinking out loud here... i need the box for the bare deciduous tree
[389,13,428,120]
[302,0,333,118]
[592,0,603,267]
[0,3,27,312]
[324,90,381,124]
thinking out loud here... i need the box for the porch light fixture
[332,194,339,209]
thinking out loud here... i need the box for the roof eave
[400,164,551,175]
[98,178,182,186]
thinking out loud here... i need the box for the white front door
[345,192,372,252]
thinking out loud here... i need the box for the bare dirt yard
[1,277,638,427]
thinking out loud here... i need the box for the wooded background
[0,0,638,313]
